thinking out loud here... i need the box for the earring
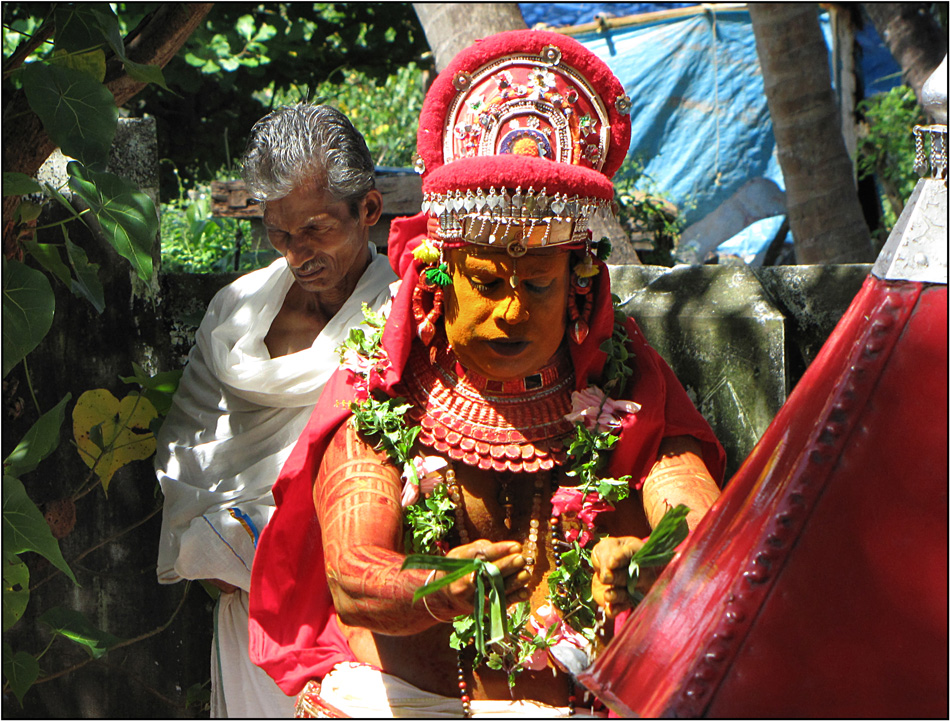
[412,273,443,346]
[568,271,593,345]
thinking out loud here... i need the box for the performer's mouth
[484,339,529,357]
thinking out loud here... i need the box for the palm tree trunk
[862,3,947,113]
[412,3,527,73]
[749,3,874,264]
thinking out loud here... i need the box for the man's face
[443,247,571,381]
[262,181,381,294]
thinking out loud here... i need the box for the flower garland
[341,279,688,690]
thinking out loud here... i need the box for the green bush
[159,164,277,274]
[857,85,926,236]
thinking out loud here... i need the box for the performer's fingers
[590,536,644,585]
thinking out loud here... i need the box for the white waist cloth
[212,589,297,718]
[317,662,606,718]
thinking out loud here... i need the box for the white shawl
[156,249,395,591]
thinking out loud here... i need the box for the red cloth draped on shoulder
[248,213,726,694]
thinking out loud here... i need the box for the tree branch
[2,3,213,179]
[32,581,192,685]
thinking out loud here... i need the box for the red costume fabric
[247,214,726,694]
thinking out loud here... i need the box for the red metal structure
[580,108,948,716]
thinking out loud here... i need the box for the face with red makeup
[442,246,571,381]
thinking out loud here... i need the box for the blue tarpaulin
[518,3,902,261]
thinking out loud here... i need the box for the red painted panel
[581,278,948,718]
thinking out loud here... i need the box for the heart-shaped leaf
[2,258,55,379]
[21,62,117,172]
[2,475,77,585]
[72,389,157,493]
[66,163,156,282]
[2,643,39,706]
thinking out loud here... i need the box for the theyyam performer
[248,30,725,717]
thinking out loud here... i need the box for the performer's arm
[591,435,721,617]
[315,421,527,634]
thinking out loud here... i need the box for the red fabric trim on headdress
[422,154,616,200]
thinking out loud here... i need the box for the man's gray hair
[242,104,375,214]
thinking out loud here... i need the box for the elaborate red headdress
[412,29,631,253]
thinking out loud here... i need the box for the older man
[249,32,725,717]
[155,104,396,717]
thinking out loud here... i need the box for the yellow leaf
[72,389,157,494]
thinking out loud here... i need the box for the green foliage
[66,162,156,282]
[626,504,690,601]
[2,642,40,706]
[2,258,55,378]
[3,394,71,478]
[403,483,456,555]
[159,174,272,274]
[599,300,635,395]
[547,545,597,640]
[39,607,124,659]
[298,62,427,168]
[857,85,926,236]
[2,476,78,586]
[21,62,118,171]
[613,155,689,266]
[120,3,429,189]
[350,395,422,482]
[2,4,182,703]
[336,303,388,363]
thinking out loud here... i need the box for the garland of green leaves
[341,288,689,688]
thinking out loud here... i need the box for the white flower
[400,455,449,507]
[564,386,641,433]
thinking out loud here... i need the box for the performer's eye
[525,279,554,294]
[470,277,501,293]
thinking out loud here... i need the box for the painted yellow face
[443,247,571,381]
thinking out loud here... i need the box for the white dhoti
[212,589,297,717]
[156,251,396,718]
[297,663,607,719]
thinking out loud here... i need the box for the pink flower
[400,456,448,507]
[550,487,584,517]
[577,495,613,530]
[550,488,613,547]
[529,603,590,652]
[564,386,641,433]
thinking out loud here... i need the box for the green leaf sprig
[336,302,387,364]
[626,504,690,601]
[349,395,421,485]
[402,554,507,660]
[403,483,455,555]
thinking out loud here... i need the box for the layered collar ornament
[397,333,576,473]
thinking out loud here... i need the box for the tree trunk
[749,3,874,264]
[2,3,212,181]
[862,3,947,114]
[412,3,526,73]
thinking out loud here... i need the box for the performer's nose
[501,292,530,324]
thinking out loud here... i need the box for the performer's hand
[443,539,528,613]
[203,578,239,594]
[590,537,658,618]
